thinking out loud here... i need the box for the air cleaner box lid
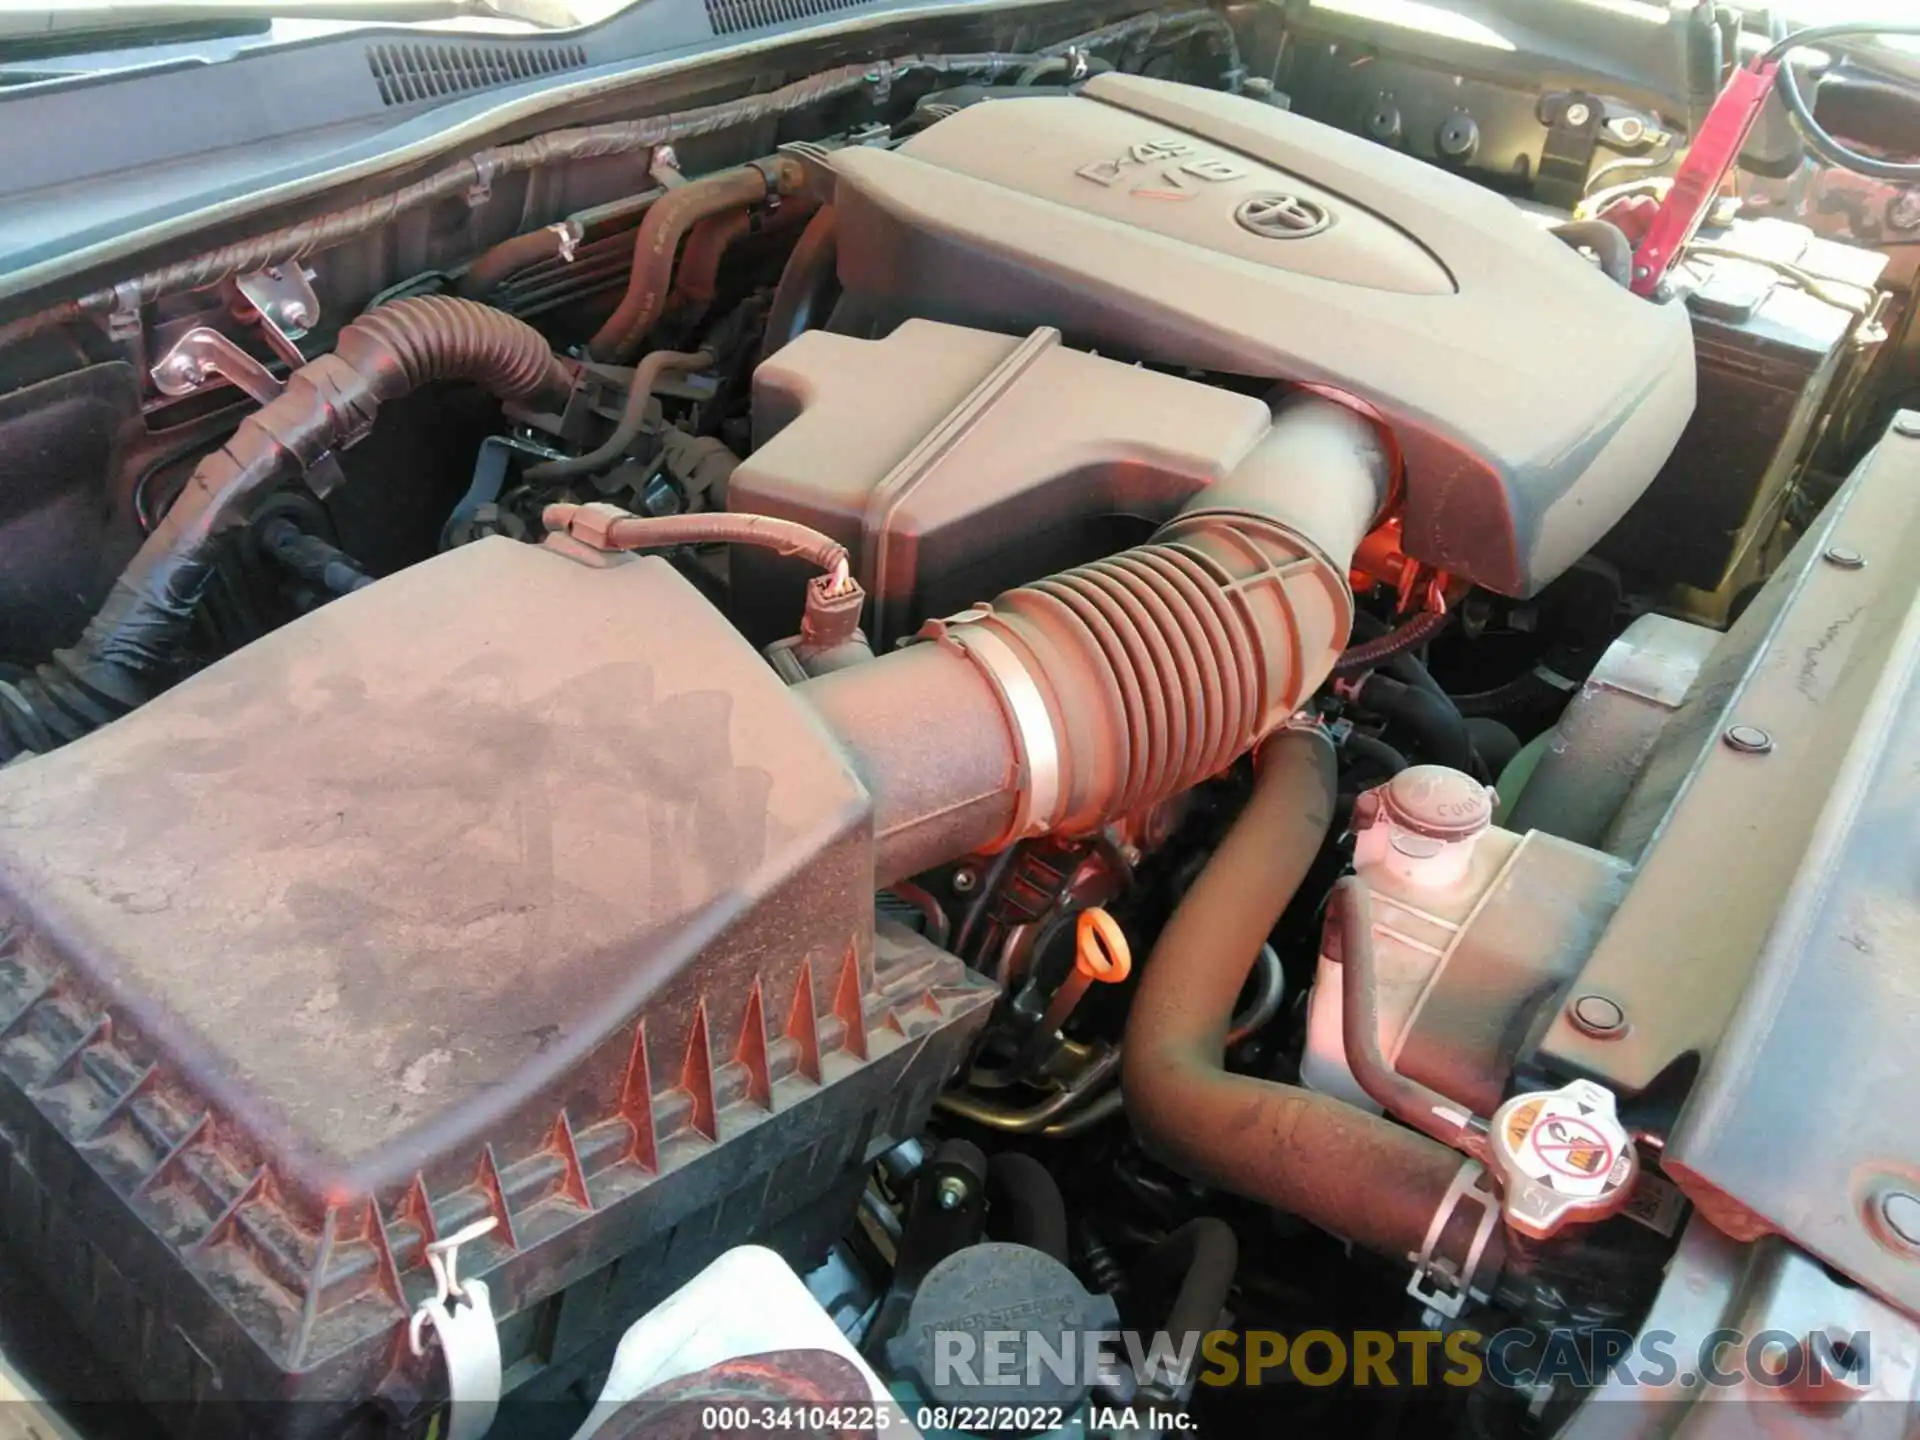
[0,538,869,1200]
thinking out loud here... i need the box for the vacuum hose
[1131,1218,1238,1383]
[984,1152,1071,1263]
[0,296,570,762]
[588,156,809,363]
[1120,726,1502,1281]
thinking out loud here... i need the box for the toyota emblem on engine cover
[1235,193,1331,239]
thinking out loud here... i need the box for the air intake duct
[800,394,1389,883]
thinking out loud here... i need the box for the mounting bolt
[936,1174,970,1211]
[1823,545,1866,570]
[1723,724,1774,755]
[950,867,978,895]
[1569,994,1626,1038]
[1880,1191,1920,1250]
[1893,412,1920,439]
[156,355,203,389]
[1563,101,1592,128]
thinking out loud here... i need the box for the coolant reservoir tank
[1351,764,1495,888]
[1303,764,1503,1110]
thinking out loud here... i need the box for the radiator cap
[1488,1078,1638,1239]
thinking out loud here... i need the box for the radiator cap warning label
[1489,1079,1637,1239]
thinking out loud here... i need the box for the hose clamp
[467,152,499,208]
[748,154,793,195]
[1407,1160,1499,1320]
[949,620,1061,839]
[546,220,582,265]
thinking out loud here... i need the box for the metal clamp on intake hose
[943,617,1063,840]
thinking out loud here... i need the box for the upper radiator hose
[802,395,1389,882]
[1122,726,1502,1280]
[0,297,570,762]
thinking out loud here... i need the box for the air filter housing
[0,538,992,1436]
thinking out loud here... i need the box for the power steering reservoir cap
[1488,1078,1638,1239]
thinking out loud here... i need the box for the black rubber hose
[762,205,839,363]
[458,222,580,299]
[1341,731,1408,778]
[1353,672,1474,774]
[1225,943,1286,1046]
[1130,1218,1238,1359]
[524,348,711,482]
[1766,25,1920,182]
[984,1153,1070,1263]
[588,157,806,363]
[1351,609,1452,703]
[1331,608,1449,676]
[0,297,569,762]
[1549,220,1634,287]
[1465,717,1521,778]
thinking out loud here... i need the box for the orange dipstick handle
[1074,907,1132,983]
[1035,907,1133,1043]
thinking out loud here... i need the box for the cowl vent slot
[368,42,589,106]
[706,0,869,36]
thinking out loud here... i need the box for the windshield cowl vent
[706,0,870,36]
[368,41,589,107]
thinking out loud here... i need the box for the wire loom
[0,8,1242,349]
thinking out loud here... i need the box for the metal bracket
[236,266,320,368]
[444,433,569,548]
[107,280,145,344]
[1407,1160,1500,1320]
[151,327,286,406]
[149,322,349,496]
[1536,92,1603,211]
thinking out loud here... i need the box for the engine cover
[826,72,1697,597]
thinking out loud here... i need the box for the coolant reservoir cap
[1488,1078,1638,1239]
[1374,765,1495,841]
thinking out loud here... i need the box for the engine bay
[0,5,1917,1437]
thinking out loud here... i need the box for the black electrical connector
[257,517,375,599]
